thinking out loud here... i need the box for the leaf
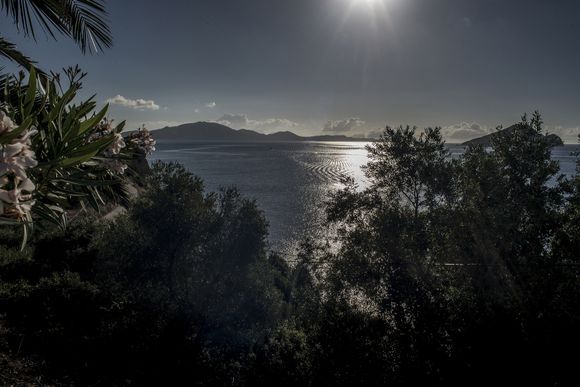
[0,0,112,54]
[47,84,79,124]
[0,217,20,225]
[114,120,126,134]
[0,37,38,70]
[67,134,114,158]
[78,103,108,135]
[20,223,28,251]
[23,66,37,115]
[32,202,66,229]
[52,177,119,187]
[58,149,100,167]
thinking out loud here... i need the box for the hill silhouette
[462,125,563,147]
[151,122,370,142]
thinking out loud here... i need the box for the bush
[0,161,290,384]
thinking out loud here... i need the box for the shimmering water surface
[151,142,579,256]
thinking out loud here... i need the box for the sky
[2,0,580,142]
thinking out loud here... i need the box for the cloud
[252,118,299,132]
[217,113,249,128]
[443,122,580,142]
[365,129,384,139]
[323,117,365,133]
[553,126,580,143]
[106,95,160,111]
[461,17,472,27]
[442,122,489,140]
[205,101,217,108]
[217,113,299,132]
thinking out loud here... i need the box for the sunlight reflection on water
[150,142,579,257]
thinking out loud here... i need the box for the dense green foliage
[285,113,580,386]
[0,113,579,385]
[0,66,154,250]
[0,161,290,384]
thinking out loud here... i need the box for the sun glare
[348,0,390,14]
[355,0,385,6]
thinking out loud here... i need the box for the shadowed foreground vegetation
[0,113,579,385]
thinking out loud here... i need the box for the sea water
[151,142,579,256]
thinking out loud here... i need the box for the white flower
[0,143,38,179]
[0,111,38,220]
[96,119,114,133]
[102,159,127,175]
[110,133,126,155]
[0,130,39,180]
[87,119,115,143]
[0,110,16,134]
[0,177,36,219]
[129,126,156,155]
[85,118,129,174]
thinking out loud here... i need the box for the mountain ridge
[150,122,370,142]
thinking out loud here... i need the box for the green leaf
[59,149,100,167]
[114,120,126,134]
[67,135,114,158]
[47,84,79,124]
[78,104,108,135]
[23,66,37,116]
[52,178,119,187]
[0,217,20,225]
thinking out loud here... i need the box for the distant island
[462,125,564,147]
[151,122,370,142]
[150,122,566,146]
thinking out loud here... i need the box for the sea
[150,142,579,257]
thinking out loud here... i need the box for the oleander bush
[0,67,155,244]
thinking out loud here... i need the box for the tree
[362,125,454,218]
[0,0,112,70]
[292,114,580,385]
[306,126,456,384]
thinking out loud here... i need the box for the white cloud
[205,101,217,108]
[217,113,299,132]
[365,129,384,139]
[323,117,365,133]
[106,95,160,111]
[443,122,580,143]
[217,113,249,128]
[442,122,489,140]
[252,118,299,132]
[553,126,580,143]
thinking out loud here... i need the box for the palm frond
[0,0,112,54]
[0,36,37,69]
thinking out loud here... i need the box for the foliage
[0,162,290,385]
[0,66,152,247]
[0,113,579,385]
[289,113,580,386]
[0,0,112,71]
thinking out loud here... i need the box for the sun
[350,0,388,10]
[357,0,384,5]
